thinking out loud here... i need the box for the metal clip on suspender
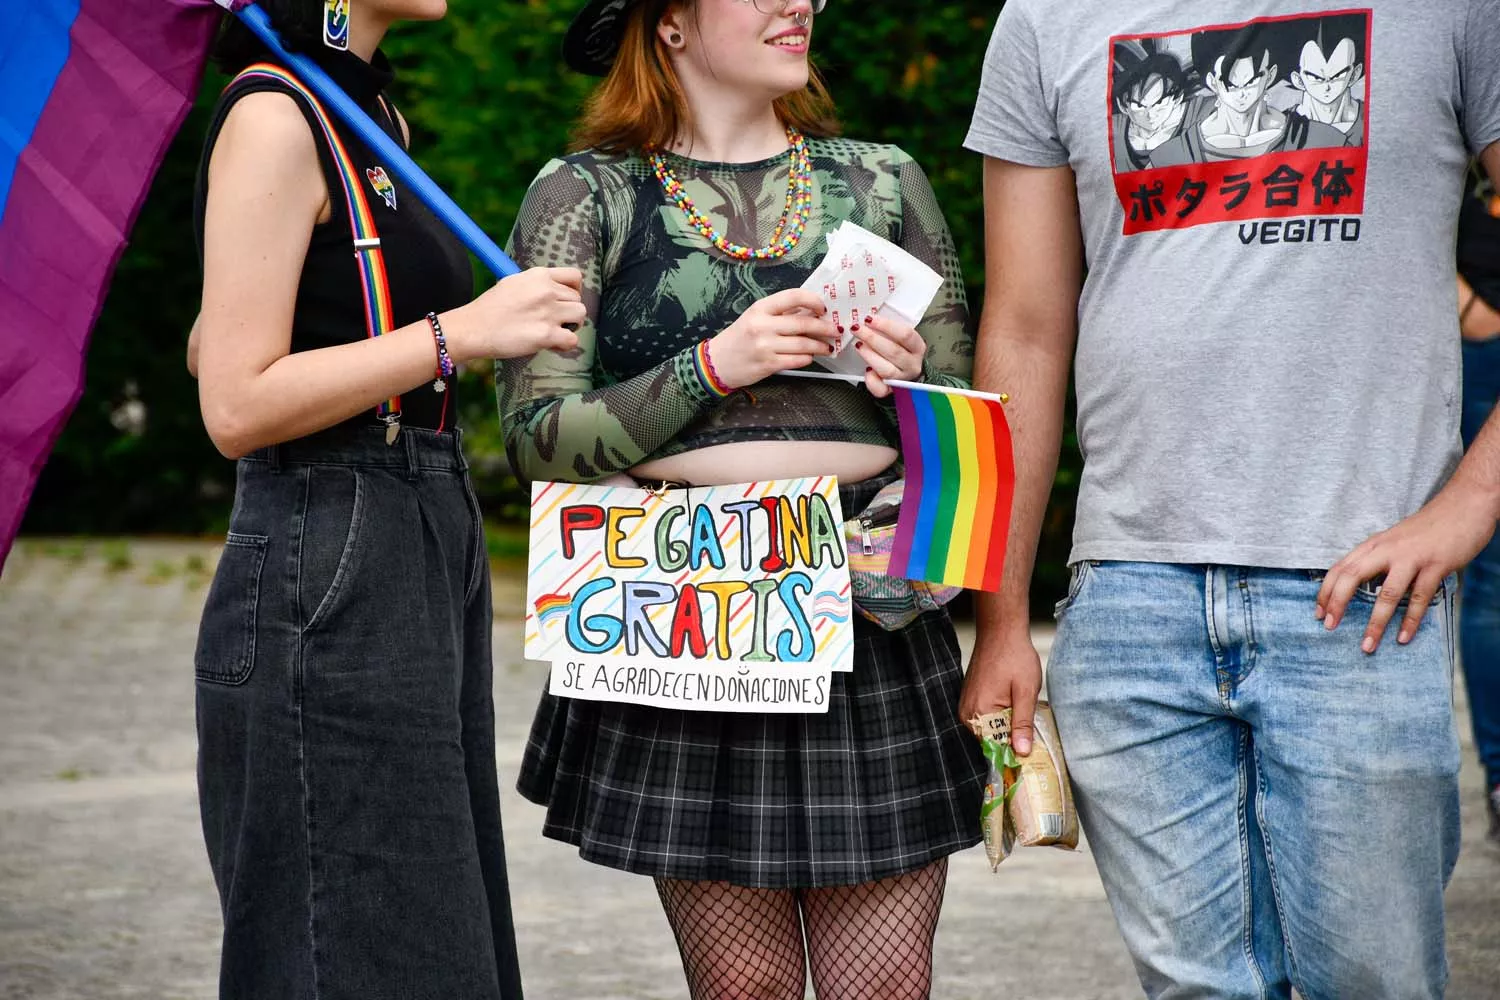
[233,64,404,444]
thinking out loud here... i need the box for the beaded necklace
[649,127,813,261]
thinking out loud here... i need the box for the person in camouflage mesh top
[497,142,973,483]
[499,2,985,997]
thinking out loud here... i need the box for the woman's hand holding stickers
[707,289,841,389]
[853,309,927,398]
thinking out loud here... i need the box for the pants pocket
[300,465,364,633]
[1053,560,1097,619]
[1351,574,1448,607]
[195,532,269,685]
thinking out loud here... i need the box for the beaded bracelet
[693,340,733,398]
[426,311,455,392]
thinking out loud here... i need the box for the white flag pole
[775,369,1008,404]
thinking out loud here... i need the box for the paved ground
[0,539,1496,999]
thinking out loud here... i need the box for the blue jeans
[1047,561,1460,1000]
[1461,338,1500,788]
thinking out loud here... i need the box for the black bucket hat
[564,0,650,77]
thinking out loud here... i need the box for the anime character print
[1108,10,1370,236]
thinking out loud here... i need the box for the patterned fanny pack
[842,479,962,630]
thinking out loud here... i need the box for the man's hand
[959,630,1043,755]
[1317,476,1499,652]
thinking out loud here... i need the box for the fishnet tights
[655,859,948,1000]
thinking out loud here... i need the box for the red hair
[571,0,840,154]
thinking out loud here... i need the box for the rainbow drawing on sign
[534,592,572,628]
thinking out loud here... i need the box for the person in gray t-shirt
[962,3,1500,998]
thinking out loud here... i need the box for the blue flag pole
[232,3,521,278]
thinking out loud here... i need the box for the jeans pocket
[1053,561,1097,620]
[300,466,364,633]
[195,532,269,685]
[1351,574,1447,606]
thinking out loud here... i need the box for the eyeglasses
[739,0,828,16]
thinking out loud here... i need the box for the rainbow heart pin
[365,166,397,211]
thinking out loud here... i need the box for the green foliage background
[21,0,1080,614]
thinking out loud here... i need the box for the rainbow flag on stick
[890,384,1014,592]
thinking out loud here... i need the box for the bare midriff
[629,440,898,488]
[1463,291,1500,342]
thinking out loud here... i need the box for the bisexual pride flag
[889,384,1015,592]
[0,0,233,564]
[0,1,521,567]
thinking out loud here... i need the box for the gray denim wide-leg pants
[194,425,522,1000]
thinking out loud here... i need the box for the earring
[669,31,683,46]
[324,0,350,51]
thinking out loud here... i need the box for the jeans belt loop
[403,426,420,482]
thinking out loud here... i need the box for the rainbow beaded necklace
[649,128,813,261]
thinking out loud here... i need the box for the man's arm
[1316,142,1500,650]
[958,157,1084,755]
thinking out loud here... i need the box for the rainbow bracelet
[693,340,733,398]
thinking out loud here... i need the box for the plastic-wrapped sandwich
[967,704,1079,870]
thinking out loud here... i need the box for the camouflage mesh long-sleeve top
[497,138,974,484]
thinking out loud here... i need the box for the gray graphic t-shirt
[966,0,1500,569]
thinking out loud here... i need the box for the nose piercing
[793,10,809,27]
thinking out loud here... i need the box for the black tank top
[194,48,471,431]
[1459,171,1500,313]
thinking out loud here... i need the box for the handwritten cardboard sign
[526,477,854,712]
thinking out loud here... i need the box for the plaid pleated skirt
[516,475,986,889]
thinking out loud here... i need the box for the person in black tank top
[190,3,581,997]
[193,47,472,431]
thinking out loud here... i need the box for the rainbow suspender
[232,64,403,439]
